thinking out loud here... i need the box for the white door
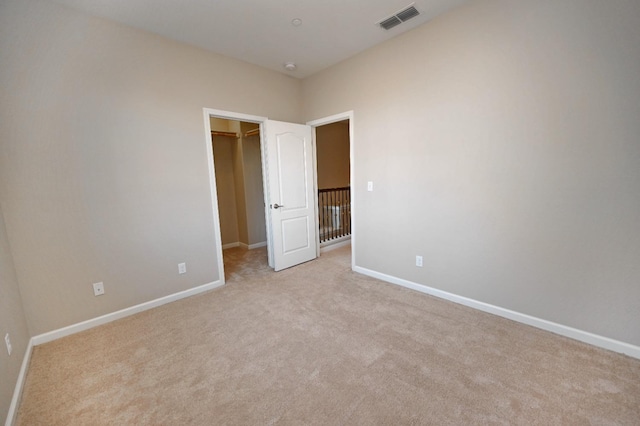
[264,120,317,271]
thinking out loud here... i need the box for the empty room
[1,0,639,424]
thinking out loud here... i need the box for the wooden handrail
[318,186,350,193]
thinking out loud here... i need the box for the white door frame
[203,108,273,283]
[307,111,355,270]
[204,108,355,280]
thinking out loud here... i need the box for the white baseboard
[320,237,351,253]
[224,241,267,250]
[240,241,267,250]
[7,279,224,425]
[353,266,640,360]
[5,337,34,426]
[32,280,224,346]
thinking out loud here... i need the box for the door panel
[277,133,307,209]
[281,217,310,252]
[265,120,317,271]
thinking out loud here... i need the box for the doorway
[308,111,355,269]
[203,109,269,283]
[314,119,351,247]
[210,117,268,279]
[204,108,354,282]
[204,108,323,280]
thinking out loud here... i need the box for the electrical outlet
[5,333,12,356]
[178,262,187,274]
[416,255,423,267]
[92,282,105,296]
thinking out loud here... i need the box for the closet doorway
[210,117,269,279]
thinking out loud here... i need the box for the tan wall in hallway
[316,121,350,190]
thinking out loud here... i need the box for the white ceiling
[50,0,469,79]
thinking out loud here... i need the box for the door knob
[273,203,284,209]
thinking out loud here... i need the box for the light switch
[5,333,12,356]
[367,181,373,192]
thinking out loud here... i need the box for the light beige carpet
[16,245,640,425]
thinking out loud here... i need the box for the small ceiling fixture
[378,3,420,30]
[291,18,302,27]
[283,62,297,71]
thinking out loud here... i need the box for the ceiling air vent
[379,15,402,30]
[378,4,420,30]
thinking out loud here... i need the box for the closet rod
[211,131,238,138]
[244,128,260,137]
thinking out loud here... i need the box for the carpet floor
[16,245,640,425]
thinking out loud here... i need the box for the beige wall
[210,118,230,133]
[0,205,30,425]
[229,121,249,245]
[240,122,267,246]
[211,136,240,246]
[316,121,350,190]
[209,117,239,246]
[0,0,302,338]
[211,118,240,246]
[303,0,640,346]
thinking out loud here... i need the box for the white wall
[303,0,640,346]
[0,0,302,337]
